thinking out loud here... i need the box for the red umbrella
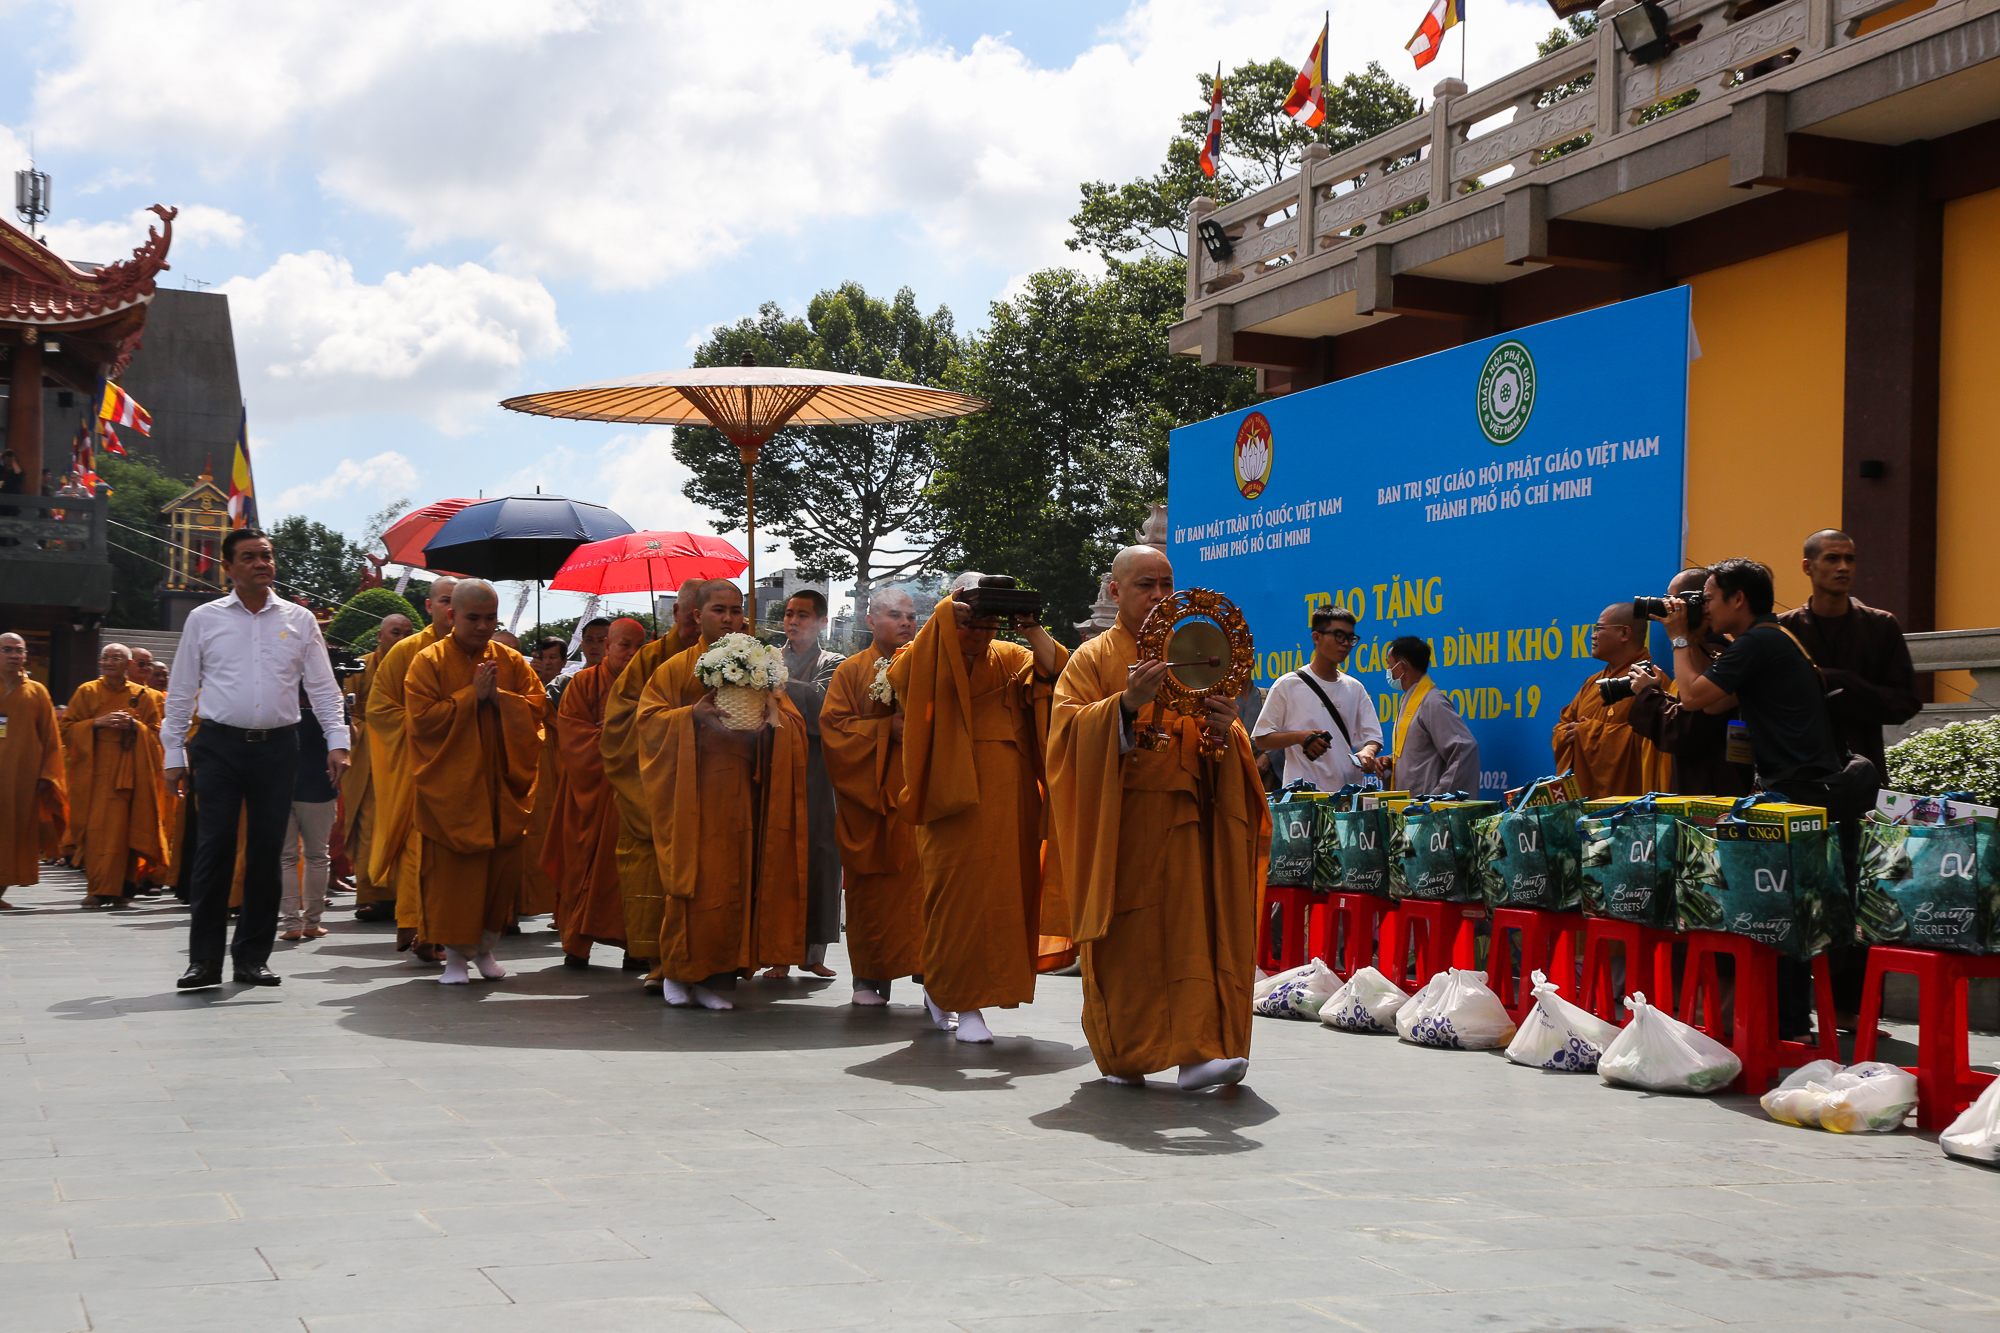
[550,530,748,601]
[380,498,477,573]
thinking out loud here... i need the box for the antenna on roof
[14,164,51,244]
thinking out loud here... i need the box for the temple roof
[0,205,176,328]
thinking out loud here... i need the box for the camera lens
[1597,675,1636,705]
[1632,596,1668,621]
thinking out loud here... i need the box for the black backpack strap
[1292,669,1355,749]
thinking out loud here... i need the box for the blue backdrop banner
[1166,286,1692,799]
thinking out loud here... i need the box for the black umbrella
[422,495,634,582]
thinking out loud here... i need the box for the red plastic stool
[1313,892,1394,977]
[1676,931,1840,1094]
[1382,900,1483,991]
[1486,909,1587,1021]
[1260,885,1319,974]
[1580,919,1681,1024]
[1852,946,2000,1131]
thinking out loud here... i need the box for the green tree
[928,256,1257,643]
[1537,14,1599,162]
[326,587,421,651]
[1069,59,1421,262]
[99,454,197,629]
[671,281,960,613]
[268,514,367,611]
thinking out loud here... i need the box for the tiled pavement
[4,865,1999,1333]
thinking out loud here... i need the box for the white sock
[473,951,506,980]
[689,984,734,1011]
[923,995,957,1031]
[1177,1058,1248,1091]
[955,1009,994,1044]
[439,948,471,985]
[851,982,886,1006]
[661,978,694,1007]
[1104,1074,1144,1086]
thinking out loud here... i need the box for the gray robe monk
[1394,679,1481,796]
[783,643,846,964]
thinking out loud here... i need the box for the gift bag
[1252,958,1341,1019]
[1387,799,1497,903]
[1856,815,1989,952]
[1941,1076,2000,1164]
[1676,797,1848,958]
[1267,789,1320,890]
[1505,970,1622,1071]
[1578,794,1682,929]
[1318,965,1410,1033]
[1597,992,1741,1093]
[1473,778,1583,911]
[1395,968,1517,1050]
[1319,805,1392,897]
[1760,1059,1916,1133]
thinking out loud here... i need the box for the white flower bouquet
[868,655,897,707]
[695,632,789,729]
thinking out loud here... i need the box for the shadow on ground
[1030,1080,1279,1155]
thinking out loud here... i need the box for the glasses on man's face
[1317,628,1356,645]
[1590,623,1620,636]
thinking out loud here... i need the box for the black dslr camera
[958,575,1042,625]
[1632,588,1705,629]
[1597,675,1636,705]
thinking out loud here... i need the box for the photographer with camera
[1552,603,1670,799]
[1252,608,1383,790]
[1625,569,1753,797]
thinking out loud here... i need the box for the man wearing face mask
[1383,636,1479,796]
[1251,609,1383,790]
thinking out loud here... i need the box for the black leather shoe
[232,965,282,986]
[178,961,223,990]
[563,953,591,969]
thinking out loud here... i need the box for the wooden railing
[1187,0,1947,303]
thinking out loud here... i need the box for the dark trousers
[187,726,299,968]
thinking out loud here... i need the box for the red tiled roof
[0,205,176,327]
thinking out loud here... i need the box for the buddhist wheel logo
[1234,412,1273,499]
[1476,340,1536,445]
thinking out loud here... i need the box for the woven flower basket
[715,684,770,730]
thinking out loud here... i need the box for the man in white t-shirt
[1252,609,1384,790]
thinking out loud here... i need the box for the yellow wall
[1684,233,1848,612]
[1934,186,2000,701]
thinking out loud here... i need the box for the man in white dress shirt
[1251,608,1385,791]
[163,528,351,990]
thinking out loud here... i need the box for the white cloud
[219,252,566,428]
[28,2,1558,292]
[42,203,247,265]
[274,450,421,510]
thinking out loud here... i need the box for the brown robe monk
[820,646,924,985]
[518,688,561,916]
[1552,668,1672,799]
[548,662,629,957]
[886,595,1069,1017]
[1049,621,1268,1081]
[405,637,544,956]
[367,621,445,928]
[638,638,811,987]
[2,675,67,894]
[62,676,168,900]
[601,636,687,965]
[341,650,394,907]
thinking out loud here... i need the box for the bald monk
[547,618,646,967]
[887,574,1068,1043]
[1554,602,1673,799]
[820,588,924,1005]
[124,648,169,893]
[343,613,413,920]
[601,576,706,975]
[637,579,810,1009]
[61,643,168,907]
[1,632,67,909]
[492,630,520,651]
[1049,547,1268,1090]
[367,577,457,957]
[404,580,545,984]
[141,660,188,892]
[516,636,568,919]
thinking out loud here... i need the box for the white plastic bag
[1761,1060,1917,1133]
[1319,966,1411,1033]
[1597,992,1742,1094]
[1252,958,1341,1019]
[1942,1076,2000,1162]
[1395,968,1517,1050]
[1505,970,1622,1072]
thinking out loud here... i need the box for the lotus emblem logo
[1234,412,1273,499]
[1476,340,1537,445]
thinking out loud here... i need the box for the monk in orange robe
[404,580,544,985]
[366,577,455,957]
[61,643,167,906]
[1049,548,1269,1090]
[518,635,568,918]
[1,632,67,908]
[1554,602,1673,799]
[547,618,646,966]
[886,576,1069,1044]
[601,577,704,976]
[820,588,924,1005]
[637,580,809,1010]
[342,614,412,919]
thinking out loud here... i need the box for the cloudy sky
[3,0,1555,620]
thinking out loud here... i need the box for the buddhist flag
[1199,64,1224,179]
[227,407,256,529]
[99,420,127,457]
[72,428,99,492]
[98,380,152,436]
[1407,0,1464,70]
[1282,17,1329,127]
